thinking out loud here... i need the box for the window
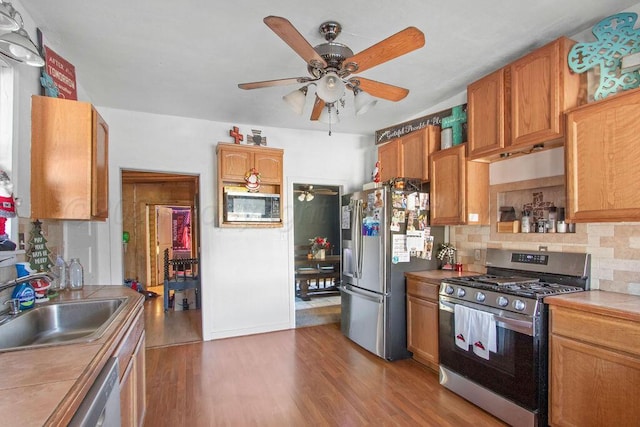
[0,60,15,239]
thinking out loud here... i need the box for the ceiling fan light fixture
[316,71,345,103]
[0,8,45,67]
[0,1,19,31]
[298,192,306,202]
[283,85,308,115]
[318,103,339,124]
[305,192,314,201]
[354,88,377,116]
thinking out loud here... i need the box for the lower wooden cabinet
[548,300,640,426]
[115,310,146,426]
[406,277,439,371]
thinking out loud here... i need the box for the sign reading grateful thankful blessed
[375,103,467,145]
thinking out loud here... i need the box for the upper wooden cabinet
[216,143,284,227]
[218,144,282,184]
[467,37,583,161]
[565,87,640,223]
[467,68,508,158]
[31,96,109,220]
[377,126,439,182]
[430,144,489,225]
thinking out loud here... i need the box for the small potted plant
[309,236,330,260]
[437,243,456,270]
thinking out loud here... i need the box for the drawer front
[551,306,640,357]
[406,278,439,301]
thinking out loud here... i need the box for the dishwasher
[69,357,121,427]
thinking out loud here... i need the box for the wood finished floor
[144,323,507,426]
[144,286,202,348]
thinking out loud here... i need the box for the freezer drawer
[340,284,385,358]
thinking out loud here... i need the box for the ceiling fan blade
[310,96,325,121]
[350,77,409,101]
[342,27,425,74]
[264,16,327,69]
[238,77,311,90]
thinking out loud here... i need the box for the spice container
[68,258,84,290]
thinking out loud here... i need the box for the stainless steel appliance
[438,248,590,427]
[69,357,121,427]
[224,191,280,222]
[340,186,444,360]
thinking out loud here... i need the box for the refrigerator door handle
[340,284,385,303]
[351,199,364,278]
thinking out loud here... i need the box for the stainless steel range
[438,248,590,427]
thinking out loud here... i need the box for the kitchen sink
[0,298,127,352]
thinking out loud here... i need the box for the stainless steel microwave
[224,191,280,222]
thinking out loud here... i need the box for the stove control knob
[445,285,454,295]
[513,300,526,311]
[457,288,466,297]
[497,296,509,307]
[476,292,486,302]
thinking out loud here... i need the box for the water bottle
[68,258,84,290]
[52,255,67,291]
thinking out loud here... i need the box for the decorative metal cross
[568,12,640,100]
[229,126,243,144]
[441,105,467,146]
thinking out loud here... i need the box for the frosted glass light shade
[354,89,377,116]
[0,2,19,31]
[316,72,345,103]
[283,86,308,115]
[0,27,45,66]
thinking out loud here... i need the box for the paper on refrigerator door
[341,205,350,229]
[391,234,410,263]
[406,230,425,252]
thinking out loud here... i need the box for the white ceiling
[18,0,640,136]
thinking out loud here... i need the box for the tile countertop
[545,290,640,323]
[0,285,144,427]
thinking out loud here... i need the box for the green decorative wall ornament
[568,12,640,100]
[441,104,467,146]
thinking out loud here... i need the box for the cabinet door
[134,332,146,427]
[378,140,401,182]
[254,151,282,184]
[401,127,438,180]
[565,88,640,222]
[120,352,136,427]
[430,145,466,225]
[468,68,507,158]
[407,295,439,370]
[219,147,252,181]
[510,38,564,146]
[92,108,109,219]
[550,334,640,426]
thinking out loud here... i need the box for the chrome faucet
[0,272,55,293]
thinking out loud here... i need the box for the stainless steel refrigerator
[340,186,444,360]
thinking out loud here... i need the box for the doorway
[121,170,202,348]
[293,183,341,328]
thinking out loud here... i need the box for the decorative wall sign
[43,45,77,99]
[229,126,244,144]
[375,103,467,145]
[27,220,53,272]
[568,13,640,100]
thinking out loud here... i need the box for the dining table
[295,255,341,301]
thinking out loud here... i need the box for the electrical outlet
[474,249,481,261]
[539,246,548,251]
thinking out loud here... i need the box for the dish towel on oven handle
[470,309,497,360]
[454,304,472,351]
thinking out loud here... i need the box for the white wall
[97,107,371,340]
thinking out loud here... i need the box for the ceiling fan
[238,16,425,123]
[294,185,338,201]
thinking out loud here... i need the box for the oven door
[438,295,544,412]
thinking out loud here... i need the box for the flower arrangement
[309,236,331,252]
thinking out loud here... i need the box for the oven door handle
[439,299,534,336]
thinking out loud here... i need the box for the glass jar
[68,258,84,290]
[52,255,67,291]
